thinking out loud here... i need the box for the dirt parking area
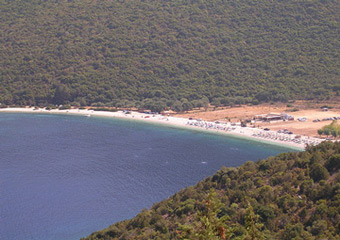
[174,101,340,138]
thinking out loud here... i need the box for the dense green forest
[1,0,340,111]
[83,142,340,239]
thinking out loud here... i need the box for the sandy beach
[0,107,326,150]
[175,101,340,137]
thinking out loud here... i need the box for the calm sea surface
[0,113,296,240]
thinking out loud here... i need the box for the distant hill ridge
[1,0,340,110]
[83,141,340,239]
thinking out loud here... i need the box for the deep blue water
[0,113,296,240]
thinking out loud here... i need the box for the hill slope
[83,142,340,239]
[1,1,340,108]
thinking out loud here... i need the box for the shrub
[326,154,340,172]
[310,164,329,182]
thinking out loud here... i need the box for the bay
[0,113,295,240]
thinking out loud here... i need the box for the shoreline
[0,107,323,151]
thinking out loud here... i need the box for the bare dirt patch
[174,101,340,138]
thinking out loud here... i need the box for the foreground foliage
[1,1,340,109]
[83,142,340,239]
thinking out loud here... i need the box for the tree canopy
[1,0,340,110]
[318,121,340,138]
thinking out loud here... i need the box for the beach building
[263,114,282,121]
[254,113,294,122]
[255,113,282,122]
[254,114,267,120]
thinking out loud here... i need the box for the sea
[0,113,297,240]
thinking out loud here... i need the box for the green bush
[310,164,329,182]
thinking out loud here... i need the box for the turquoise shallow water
[0,113,296,240]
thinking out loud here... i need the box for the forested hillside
[1,0,340,110]
[84,142,340,239]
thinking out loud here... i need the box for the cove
[0,113,296,240]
